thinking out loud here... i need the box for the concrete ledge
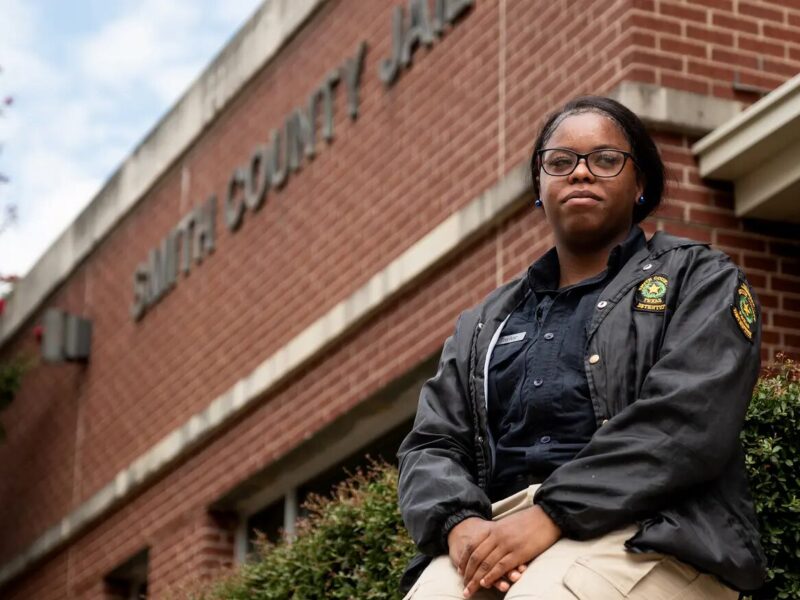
[0,0,327,347]
[0,161,532,587]
[692,72,800,177]
[608,81,743,137]
[692,72,800,223]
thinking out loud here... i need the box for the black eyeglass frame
[536,148,639,178]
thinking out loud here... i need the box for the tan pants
[403,484,739,599]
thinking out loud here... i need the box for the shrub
[189,359,800,599]
[189,461,416,600]
[742,358,800,600]
[0,355,29,442]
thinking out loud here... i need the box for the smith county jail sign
[131,0,474,321]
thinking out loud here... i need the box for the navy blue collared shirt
[487,227,646,501]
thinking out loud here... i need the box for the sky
[0,0,263,286]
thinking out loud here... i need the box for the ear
[634,173,646,202]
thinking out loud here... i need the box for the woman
[397,96,765,599]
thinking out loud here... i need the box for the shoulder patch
[634,274,668,313]
[731,280,758,342]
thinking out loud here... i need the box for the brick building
[1,0,799,597]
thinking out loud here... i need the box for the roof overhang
[693,72,800,223]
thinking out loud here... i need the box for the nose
[568,157,594,183]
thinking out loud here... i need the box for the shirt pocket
[489,337,531,427]
[491,336,531,385]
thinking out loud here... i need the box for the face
[537,111,643,250]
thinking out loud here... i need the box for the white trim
[692,72,800,222]
[692,71,800,166]
[234,518,249,565]
[283,489,298,540]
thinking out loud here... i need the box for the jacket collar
[526,226,647,294]
[474,229,708,344]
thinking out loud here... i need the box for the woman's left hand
[460,504,562,598]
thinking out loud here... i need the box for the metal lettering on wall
[380,0,474,86]
[131,0,475,321]
[131,195,217,320]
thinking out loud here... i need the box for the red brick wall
[1,0,799,597]
[624,0,800,101]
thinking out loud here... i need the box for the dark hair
[530,96,666,223]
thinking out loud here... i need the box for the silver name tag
[496,332,526,346]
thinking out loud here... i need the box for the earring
[637,195,646,205]
[534,198,543,208]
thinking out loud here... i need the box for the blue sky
[0,0,263,282]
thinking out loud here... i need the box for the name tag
[497,332,526,346]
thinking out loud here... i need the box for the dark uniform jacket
[397,231,767,593]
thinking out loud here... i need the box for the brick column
[148,508,237,598]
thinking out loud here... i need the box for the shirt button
[597,300,608,309]
[533,378,544,387]
[589,354,601,365]
[642,263,653,271]
[540,435,551,443]
[543,332,554,340]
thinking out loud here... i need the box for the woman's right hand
[447,517,526,594]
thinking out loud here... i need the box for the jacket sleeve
[534,255,761,539]
[397,311,492,556]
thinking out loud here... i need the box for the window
[229,353,437,564]
[104,549,148,600]
[238,418,413,561]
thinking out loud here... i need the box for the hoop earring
[637,195,646,205]
[534,198,543,208]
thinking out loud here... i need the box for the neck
[555,228,631,288]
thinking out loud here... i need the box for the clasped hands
[447,505,562,598]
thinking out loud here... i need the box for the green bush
[0,355,29,442]
[742,358,800,600]
[190,359,800,599]
[189,462,416,600]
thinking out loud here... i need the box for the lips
[561,190,603,204]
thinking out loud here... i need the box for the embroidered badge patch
[634,275,668,312]
[731,281,757,342]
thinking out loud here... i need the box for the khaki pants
[403,484,739,599]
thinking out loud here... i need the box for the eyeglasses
[537,148,637,178]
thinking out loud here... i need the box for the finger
[476,553,516,593]
[508,563,528,581]
[461,536,496,586]
[493,577,511,593]
[465,546,506,597]
[457,528,491,577]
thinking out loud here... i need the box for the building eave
[692,72,800,223]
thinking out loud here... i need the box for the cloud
[0,149,100,276]
[0,0,262,277]
[77,0,250,105]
